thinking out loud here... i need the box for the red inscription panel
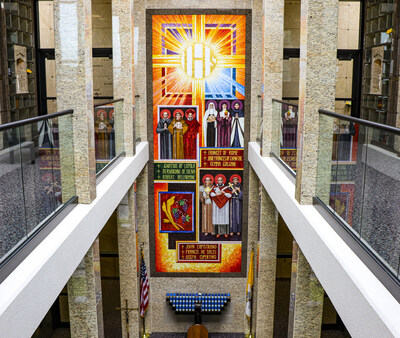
[177,243,221,263]
[200,149,244,169]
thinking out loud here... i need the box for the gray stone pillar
[112,0,135,156]
[247,166,260,334]
[288,2,337,335]
[67,238,104,338]
[289,246,324,338]
[54,0,96,203]
[250,0,263,142]
[117,186,140,337]
[295,0,339,205]
[255,185,278,338]
[136,166,150,334]
[261,0,284,156]
[133,0,146,141]
[287,240,298,337]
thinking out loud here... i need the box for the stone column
[287,240,298,337]
[117,186,140,337]
[133,0,147,141]
[288,1,338,335]
[290,246,324,338]
[54,0,96,203]
[112,0,135,157]
[136,165,150,334]
[67,238,104,338]
[295,0,339,205]
[250,0,263,142]
[261,0,284,156]
[255,185,278,338]
[247,166,260,334]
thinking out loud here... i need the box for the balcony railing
[315,109,400,280]
[271,99,299,175]
[0,110,76,266]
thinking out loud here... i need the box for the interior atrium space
[0,0,399,337]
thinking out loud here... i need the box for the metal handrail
[0,109,74,132]
[93,98,124,108]
[319,109,400,135]
[272,98,299,107]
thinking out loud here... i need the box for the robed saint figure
[199,175,214,235]
[217,103,232,147]
[183,109,200,159]
[210,175,232,237]
[229,175,243,235]
[203,102,217,147]
[168,110,188,159]
[231,102,245,147]
[156,110,172,159]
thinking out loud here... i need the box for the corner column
[261,0,284,155]
[67,238,104,338]
[136,166,150,335]
[54,0,96,203]
[289,0,339,335]
[117,186,140,337]
[295,0,339,204]
[255,185,278,337]
[112,0,135,156]
[288,245,324,338]
[246,166,261,334]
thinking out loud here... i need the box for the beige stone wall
[282,0,360,107]
[92,0,112,48]
[284,0,360,49]
[150,278,246,333]
[338,1,360,50]
[336,59,353,99]
[93,57,113,97]
[283,57,353,101]
[39,1,54,48]
[40,0,113,112]
[39,0,113,48]
[283,58,299,98]
[284,0,300,48]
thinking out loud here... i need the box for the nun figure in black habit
[230,101,244,147]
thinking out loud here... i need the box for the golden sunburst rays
[152,14,246,110]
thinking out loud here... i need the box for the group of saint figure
[203,101,244,148]
[156,108,200,160]
[156,101,245,160]
[199,174,243,237]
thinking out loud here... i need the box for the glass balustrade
[271,99,299,174]
[0,111,76,265]
[256,94,263,150]
[316,112,400,279]
[93,99,124,175]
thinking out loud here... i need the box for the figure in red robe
[183,109,200,159]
